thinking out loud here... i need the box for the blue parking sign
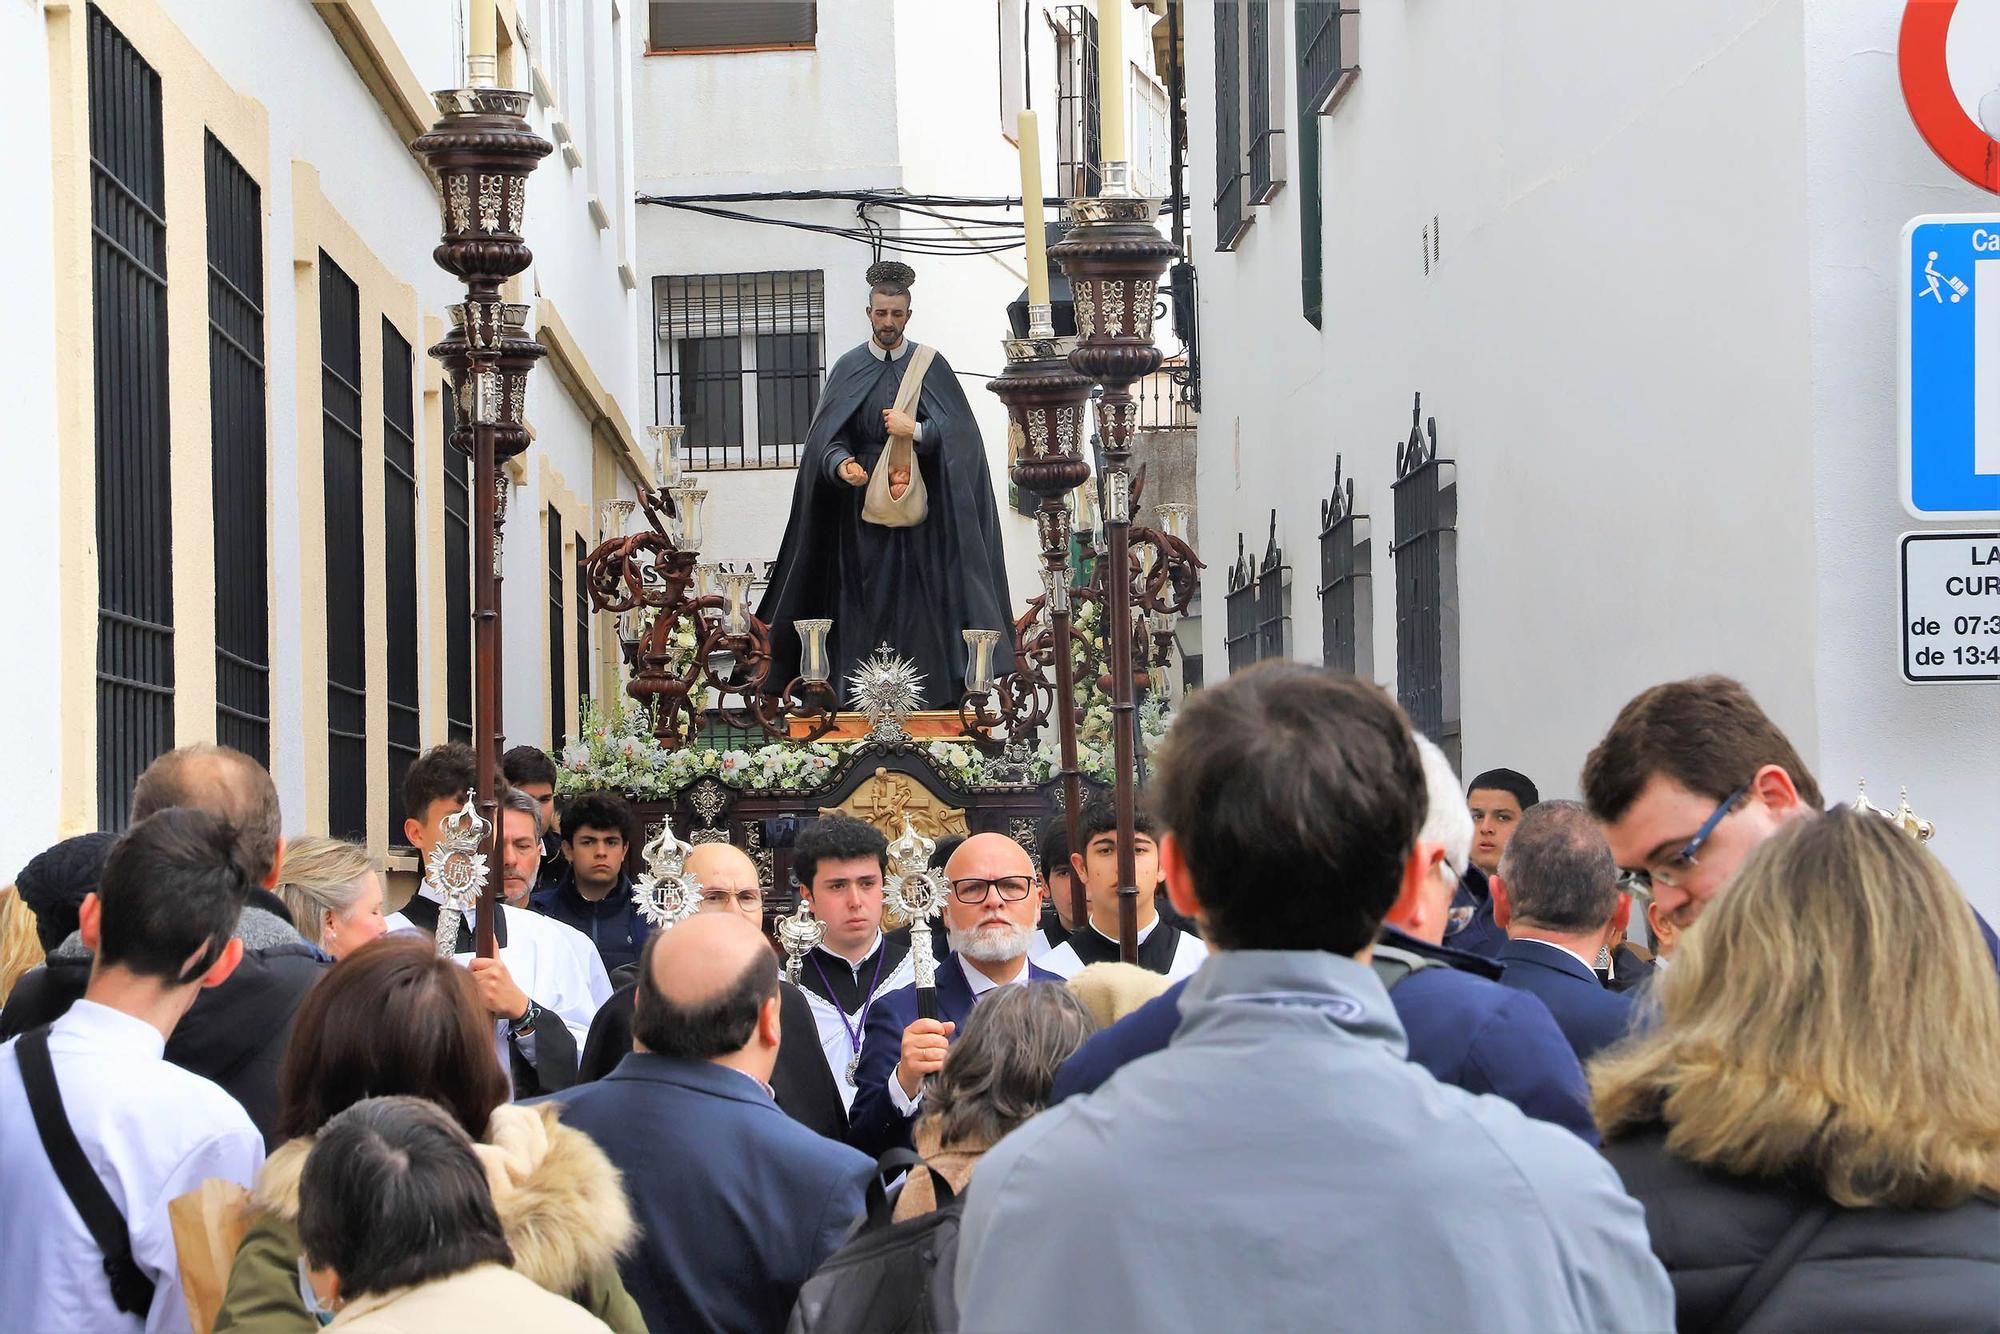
[1903,216,2000,519]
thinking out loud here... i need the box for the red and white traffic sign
[1901,0,2000,193]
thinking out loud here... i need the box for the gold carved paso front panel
[821,768,969,929]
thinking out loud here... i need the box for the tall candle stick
[1016,110,1051,316]
[468,0,496,88]
[1096,0,1127,170]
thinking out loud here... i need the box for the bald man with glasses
[844,833,1065,1158]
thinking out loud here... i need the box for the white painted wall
[1805,0,2000,913]
[0,0,62,884]
[1189,0,1997,919]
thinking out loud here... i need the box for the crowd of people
[1,669,1996,1333]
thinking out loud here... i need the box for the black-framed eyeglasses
[1617,780,1752,901]
[948,875,1036,904]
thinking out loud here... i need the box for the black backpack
[787,1148,963,1334]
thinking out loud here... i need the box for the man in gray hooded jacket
[954,664,1672,1333]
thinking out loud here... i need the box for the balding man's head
[632,913,780,1074]
[131,745,284,887]
[687,843,764,928]
[942,833,1040,962]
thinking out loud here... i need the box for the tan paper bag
[861,343,936,528]
[169,1178,252,1334]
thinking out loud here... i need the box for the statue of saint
[757,262,1013,707]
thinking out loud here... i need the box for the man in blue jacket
[1490,801,1635,1063]
[551,912,872,1334]
[1051,735,1596,1143]
[846,832,1062,1158]
[531,790,651,975]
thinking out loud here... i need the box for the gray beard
[948,920,1034,963]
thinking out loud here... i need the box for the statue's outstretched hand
[838,459,868,487]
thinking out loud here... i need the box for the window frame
[645,1,818,55]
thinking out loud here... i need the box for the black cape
[756,342,1013,707]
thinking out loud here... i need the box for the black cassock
[757,340,1013,707]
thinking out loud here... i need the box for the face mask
[296,1255,338,1327]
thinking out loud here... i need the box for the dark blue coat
[1444,866,1508,959]
[1494,938,1633,1063]
[846,954,1063,1158]
[530,870,652,974]
[549,1052,873,1334]
[1050,929,1599,1144]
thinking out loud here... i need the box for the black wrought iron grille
[1224,533,1259,674]
[574,532,590,726]
[1294,0,1325,329]
[1213,1,1251,250]
[1247,0,1284,203]
[383,321,420,844]
[1298,0,1360,116]
[648,2,815,52]
[442,386,472,744]
[204,134,269,765]
[1318,464,1371,675]
[321,257,367,841]
[653,271,824,470]
[1054,6,1101,198]
[1392,400,1461,768]
[548,508,567,748]
[90,8,173,828]
[1256,514,1289,661]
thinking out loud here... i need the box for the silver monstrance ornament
[1850,780,1938,842]
[425,793,492,959]
[776,899,826,990]
[630,817,702,929]
[884,816,952,1022]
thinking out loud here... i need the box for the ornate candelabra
[883,817,952,1022]
[1050,193,1177,962]
[777,898,826,986]
[581,482,840,750]
[414,77,552,958]
[630,816,703,928]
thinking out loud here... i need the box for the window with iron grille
[1317,458,1372,676]
[548,508,567,748]
[649,1,815,52]
[1247,0,1284,203]
[1224,532,1259,674]
[1294,0,1325,328]
[205,133,268,765]
[574,532,591,724]
[321,256,368,841]
[1256,512,1290,661]
[1298,0,1360,116]
[1213,1,1251,251]
[90,9,173,828]
[383,321,420,845]
[1053,6,1101,198]
[442,386,473,744]
[654,271,824,470]
[1391,394,1460,769]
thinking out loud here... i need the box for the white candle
[1096,0,1127,166]
[467,0,496,86]
[1017,110,1051,308]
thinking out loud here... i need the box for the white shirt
[885,955,1032,1116]
[800,934,916,1109]
[1513,936,1603,976]
[1038,916,1207,983]
[0,1000,265,1334]
[387,900,610,1048]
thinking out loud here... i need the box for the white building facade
[1188,0,1999,917]
[630,0,1176,648]
[1,0,647,879]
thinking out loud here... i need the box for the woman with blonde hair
[1593,806,2000,1331]
[274,835,386,960]
[0,883,43,1003]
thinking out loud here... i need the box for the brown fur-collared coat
[212,1102,642,1333]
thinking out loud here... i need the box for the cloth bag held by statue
[861,344,936,528]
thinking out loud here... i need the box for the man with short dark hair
[1443,767,1539,958]
[531,790,651,975]
[955,663,1672,1332]
[1490,801,1634,1062]
[1583,675,1999,965]
[0,810,266,1332]
[552,913,872,1334]
[789,813,913,1107]
[1037,798,1205,980]
[0,745,324,1144]
[501,744,567,887]
[1031,815,1075,956]
[391,745,586,1095]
